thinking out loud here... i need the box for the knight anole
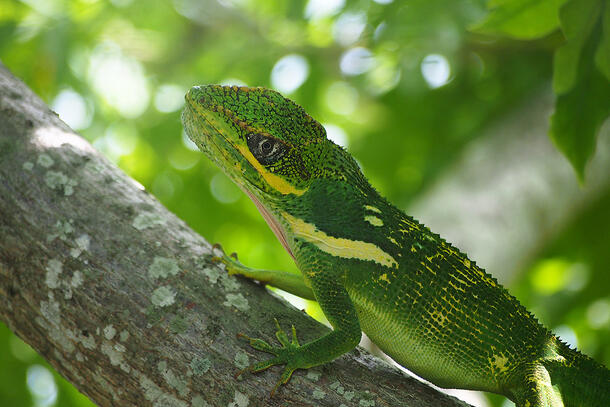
[181,85,610,406]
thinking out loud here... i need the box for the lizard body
[181,85,610,406]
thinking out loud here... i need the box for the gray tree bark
[0,63,469,406]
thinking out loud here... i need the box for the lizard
[181,84,610,406]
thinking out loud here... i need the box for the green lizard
[181,84,610,406]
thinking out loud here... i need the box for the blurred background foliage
[0,0,608,406]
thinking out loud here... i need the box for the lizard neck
[278,178,404,270]
[240,186,296,261]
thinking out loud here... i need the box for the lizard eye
[260,140,273,154]
[246,133,287,165]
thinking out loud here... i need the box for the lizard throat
[241,188,296,261]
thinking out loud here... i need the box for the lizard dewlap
[182,84,610,406]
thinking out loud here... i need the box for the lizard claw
[209,243,242,270]
[235,321,302,397]
[237,332,276,353]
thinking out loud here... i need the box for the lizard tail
[512,339,610,407]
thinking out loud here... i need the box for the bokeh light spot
[323,123,348,147]
[325,81,358,116]
[340,47,375,76]
[26,365,57,407]
[554,325,578,349]
[333,12,366,46]
[52,89,92,130]
[88,43,150,118]
[530,259,589,295]
[20,0,62,16]
[210,172,241,204]
[220,78,247,87]
[374,22,387,42]
[271,54,310,94]
[586,298,610,329]
[182,129,199,152]
[367,53,401,94]
[564,263,589,292]
[305,0,345,20]
[530,259,568,295]
[154,84,185,113]
[168,147,200,171]
[421,54,451,89]
[103,123,138,159]
[152,171,183,202]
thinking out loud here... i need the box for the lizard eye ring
[260,140,273,155]
[246,132,287,165]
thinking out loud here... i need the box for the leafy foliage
[472,0,568,39]
[474,0,610,180]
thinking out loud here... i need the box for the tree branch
[0,63,469,406]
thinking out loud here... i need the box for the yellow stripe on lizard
[283,212,398,269]
[235,143,307,196]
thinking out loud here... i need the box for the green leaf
[553,0,603,94]
[594,0,610,81]
[550,19,610,182]
[471,0,568,39]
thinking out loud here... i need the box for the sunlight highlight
[304,0,345,20]
[271,54,310,94]
[33,126,94,153]
[323,123,349,147]
[154,84,186,113]
[51,89,92,130]
[333,12,366,46]
[26,365,57,407]
[325,81,358,116]
[421,54,451,89]
[88,43,150,118]
[340,47,375,76]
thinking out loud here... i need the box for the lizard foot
[236,319,303,397]
[210,243,243,275]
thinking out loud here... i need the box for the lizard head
[182,85,361,203]
[183,85,369,257]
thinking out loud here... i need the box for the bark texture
[0,63,469,406]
